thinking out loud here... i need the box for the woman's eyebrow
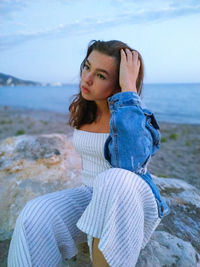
[86,59,109,76]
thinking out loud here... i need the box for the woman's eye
[83,64,89,70]
[97,73,106,80]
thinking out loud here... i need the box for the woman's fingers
[132,51,140,68]
[122,48,139,66]
[119,48,140,92]
[125,48,132,63]
[120,49,126,64]
[121,48,140,69]
[132,50,138,61]
[131,50,139,65]
[121,48,132,63]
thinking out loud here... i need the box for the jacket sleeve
[104,91,161,174]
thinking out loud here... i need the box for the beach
[0,104,200,190]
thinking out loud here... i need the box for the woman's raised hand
[119,48,140,93]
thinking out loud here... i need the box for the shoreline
[1,104,200,190]
[1,103,200,126]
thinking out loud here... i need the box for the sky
[0,0,200,84]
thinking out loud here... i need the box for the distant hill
[0,73,41,86]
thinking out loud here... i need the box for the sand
[0,104,199,190]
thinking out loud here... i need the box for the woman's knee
[94,168,137,190]
[16,194,56,231]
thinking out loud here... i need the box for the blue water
[0,83,199,124]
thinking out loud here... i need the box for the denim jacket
[104,91,170,219]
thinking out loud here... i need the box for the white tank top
[72,128,111,187]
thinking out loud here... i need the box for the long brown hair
[68,40,144,129]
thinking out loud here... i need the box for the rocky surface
[137,231,199,267]
[0,134,200,267]
[136,176,200,267]
[0,134,82,240]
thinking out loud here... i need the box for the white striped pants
[8,168,161,267]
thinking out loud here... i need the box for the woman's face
[80,50,118,102]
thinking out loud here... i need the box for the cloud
[0,0,76,19]
[0,0,27,18]
[111,0,200,5]
[1,3,200,50]
[0,21,85,50]
[169,0,200,8]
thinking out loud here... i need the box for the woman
[8,40,170,267]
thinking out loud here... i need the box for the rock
[152,175,200,255]
[0,134,82,241]
[136,231,199,267]
[0,134,200,266]
[135,176,200,267]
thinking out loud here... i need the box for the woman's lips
[81,86,90,94]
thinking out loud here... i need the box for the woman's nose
[84,72,93,86]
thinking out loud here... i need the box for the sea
[0,83,199,124]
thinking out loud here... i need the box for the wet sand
[1,104,200,189]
